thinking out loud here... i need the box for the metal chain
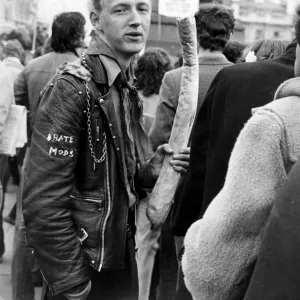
[84,81,106,164]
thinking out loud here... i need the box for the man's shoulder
[25,52,54,69]
[164,67,183,85]
[217,59,287,78]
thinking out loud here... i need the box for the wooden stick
[146,15,199,225]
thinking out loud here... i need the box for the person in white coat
[0,60,14,263]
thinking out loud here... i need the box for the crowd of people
[1,0,300,300]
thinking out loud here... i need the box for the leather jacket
[23,38,154,296]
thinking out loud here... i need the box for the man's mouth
[125,32,143,40]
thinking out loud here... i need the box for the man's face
[98,0,151,60]
[295,43,300,77]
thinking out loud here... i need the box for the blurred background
[0,0,299,61]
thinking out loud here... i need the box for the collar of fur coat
[57,61,92,83]
[252,77,300,114]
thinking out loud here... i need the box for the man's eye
[115,9,126,13]
[139,8,149,13]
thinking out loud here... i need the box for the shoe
[3,215,15,226]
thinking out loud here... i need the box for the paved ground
[0,184,42,300]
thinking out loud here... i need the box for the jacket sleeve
[14,69,29,109]
[0,66,13,137]
[22,78,90,296]
[148,72,178,151]
[182,109,286,300]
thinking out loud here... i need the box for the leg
[135,197,161,300]
[88,237,138,300]
[12,149,35,300]
[0,155,7,260]
[157,212,178,300]
[12,223,35,300]
[0,181,4,260]
[4,203,16,225]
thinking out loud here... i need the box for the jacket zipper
[93,119,101,172]
[70,194,103,211]
[97,150,112,272]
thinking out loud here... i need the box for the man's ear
[90,11,102,31]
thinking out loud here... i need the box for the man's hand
[150,144,190,181]
[63,280,91,300]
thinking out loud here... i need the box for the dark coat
[243,159,300,300]
[172,41,296,237]
[23,38,152,297]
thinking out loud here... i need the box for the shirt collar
[86,36,136,86]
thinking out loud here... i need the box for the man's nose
[129,8,142,27]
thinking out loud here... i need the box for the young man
[22,1,189,300]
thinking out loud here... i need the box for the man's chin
[124,44,145,56]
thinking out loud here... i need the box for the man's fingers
[172,154,190,161]
[170,160,189,169]
[172,166,187,173]
[179,147,191,154]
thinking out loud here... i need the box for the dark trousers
[12,149,36,300]
[157,213,178,300]
[12,223,35,300]
[88,237,138,300]
[0,155,7,257]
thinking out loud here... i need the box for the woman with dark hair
[51,11,86,57]
[135,48,172,133]
[223,40,247,63]
[134,47,172,300]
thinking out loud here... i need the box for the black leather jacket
[23,39,153,296]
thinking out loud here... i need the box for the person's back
[173,41,296,240]
[15,51,79,128]
[149,3,235,150]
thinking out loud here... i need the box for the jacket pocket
[70,194,104,212]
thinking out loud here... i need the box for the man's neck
[198,48,224,58]
[116,55,132,73]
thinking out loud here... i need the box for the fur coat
[182,77,300,300]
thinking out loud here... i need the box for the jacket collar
[252,76,300,115]
[198,53,231,65]
[274,77,300,100]
[86,36,136,85]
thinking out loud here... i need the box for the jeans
[12,148,35,300]
[135,197,161,300]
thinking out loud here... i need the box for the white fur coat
[182,77,300,300]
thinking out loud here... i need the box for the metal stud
[117,148,120,151]
[113,136,116,139]
[50,83,54,86]
[99,98,104,104]
[79,91,83,95]
[109,124,112,127]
